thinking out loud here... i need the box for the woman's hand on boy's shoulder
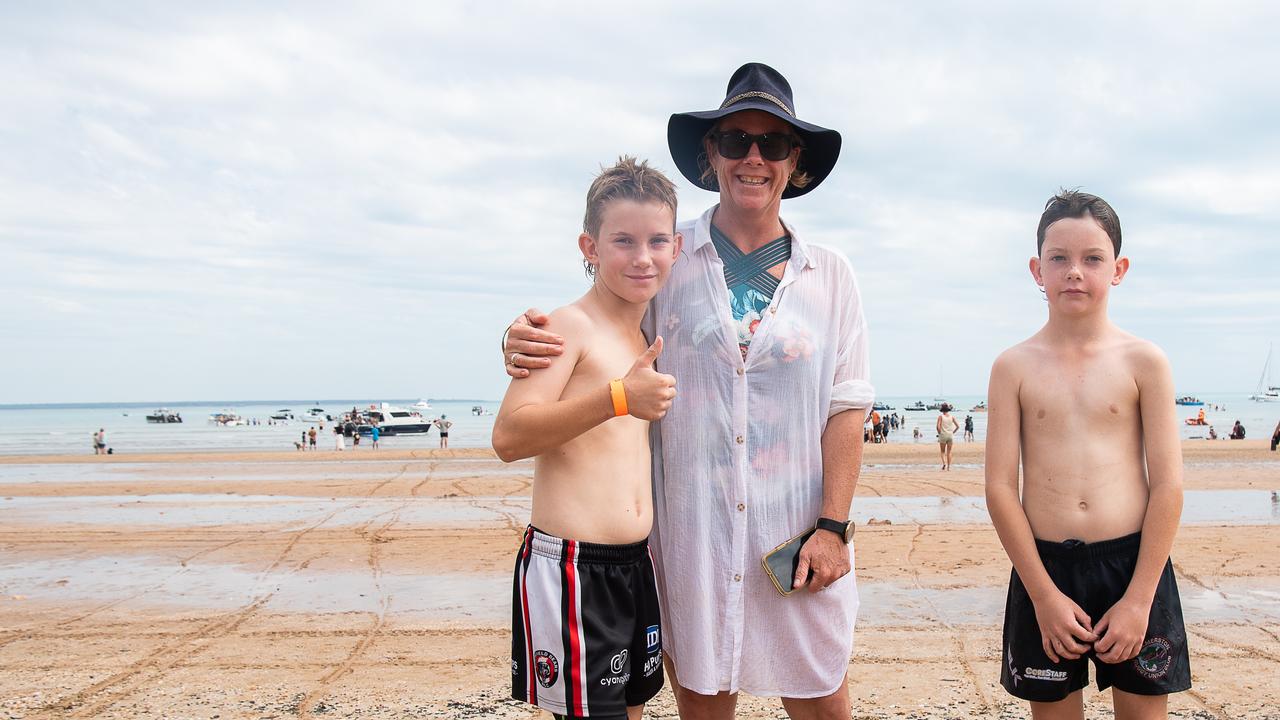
[503,307,566,378]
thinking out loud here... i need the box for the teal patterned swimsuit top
[709,223,791,361]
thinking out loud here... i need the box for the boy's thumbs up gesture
[621,336,677,421]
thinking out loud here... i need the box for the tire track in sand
[32,463,419,717]
[296,459,428,717]
[904,523,993,713]
[0,532,267,651]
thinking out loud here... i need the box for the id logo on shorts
[534,650,559,688]
[1134,637,1172,679]
[646,625,660,653]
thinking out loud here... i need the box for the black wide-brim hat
[668,62,841,200]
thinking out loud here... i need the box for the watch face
[844,522,855,543]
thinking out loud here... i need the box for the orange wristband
[609,379,628,417]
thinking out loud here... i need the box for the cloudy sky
[2,2,1278,404]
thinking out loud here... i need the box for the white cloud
[1135,166,1280,218]
[1,1,1278,402]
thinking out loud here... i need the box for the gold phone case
[760,527,816,596]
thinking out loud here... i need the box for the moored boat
[146,408,183,423]
[1175,396,1204,406]
[1250,345,1280,402]
[208,411,247,426]
[365,403,433,434]
[300,407,332,423]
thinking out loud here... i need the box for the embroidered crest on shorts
[1134,637,1173,679]
[534,650,559,688]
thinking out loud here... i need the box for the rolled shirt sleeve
[828,254,875,418]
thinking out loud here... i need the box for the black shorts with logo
[1001,532,1191,702]
[511,526,664,719]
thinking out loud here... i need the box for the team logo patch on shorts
[643,650,662,677]
[1134,637,1173,679]
[646,625,660,653]
[534,650,559,688]
[610,649,628,674]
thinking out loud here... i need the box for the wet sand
[0,441,1277,718]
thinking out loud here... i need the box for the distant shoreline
[0,439,1273,465]
[0,398,501,410]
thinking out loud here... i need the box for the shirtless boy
[492,156,681,720]
[985,190,1190,719]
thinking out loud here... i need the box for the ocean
[0,400,495,456]
[1,394,1276,457]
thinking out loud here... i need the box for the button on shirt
[644,206,875,697]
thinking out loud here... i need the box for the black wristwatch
[815,517,854,544]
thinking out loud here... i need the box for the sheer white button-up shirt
[644,206,875,697]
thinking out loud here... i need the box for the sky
[2,1,1278,404]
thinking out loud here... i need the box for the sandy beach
[1,441,1277,719]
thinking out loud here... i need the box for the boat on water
[146,408,183,423]
[904,401,928,412]
[270,409,294,421]
[365,403,434,434]
[1250,345,1280,403]
[412,399,433,410]
[970,402,987,412]
[208,411,247,426]
[926,401,950,411]
[1175,396,1204,406]
[871,401,894,411]
[299,407,332,423]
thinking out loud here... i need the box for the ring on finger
[509,352,519,366]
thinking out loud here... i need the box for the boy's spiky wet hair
[582,156,678,278]
[1036,189,1122,257]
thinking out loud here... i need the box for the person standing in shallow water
[936,404,959,470]
[434,415,452,448]
[503,62,873,719]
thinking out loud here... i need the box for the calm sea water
[0,400,497,455]
[0,394,1276,456]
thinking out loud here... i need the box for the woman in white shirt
[504,63,873,719]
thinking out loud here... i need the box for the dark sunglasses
[710,130,802,161]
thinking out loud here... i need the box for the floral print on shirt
[727,283,772,361]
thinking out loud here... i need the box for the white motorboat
[1251,345,1280,402]
[209,411,247,426]
[412,399,433,410]
[270,409,294,421]
[366,403,433,434]
[299,407,332,422]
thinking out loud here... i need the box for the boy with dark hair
[493,156,682,720]
[986,190,1190,719]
